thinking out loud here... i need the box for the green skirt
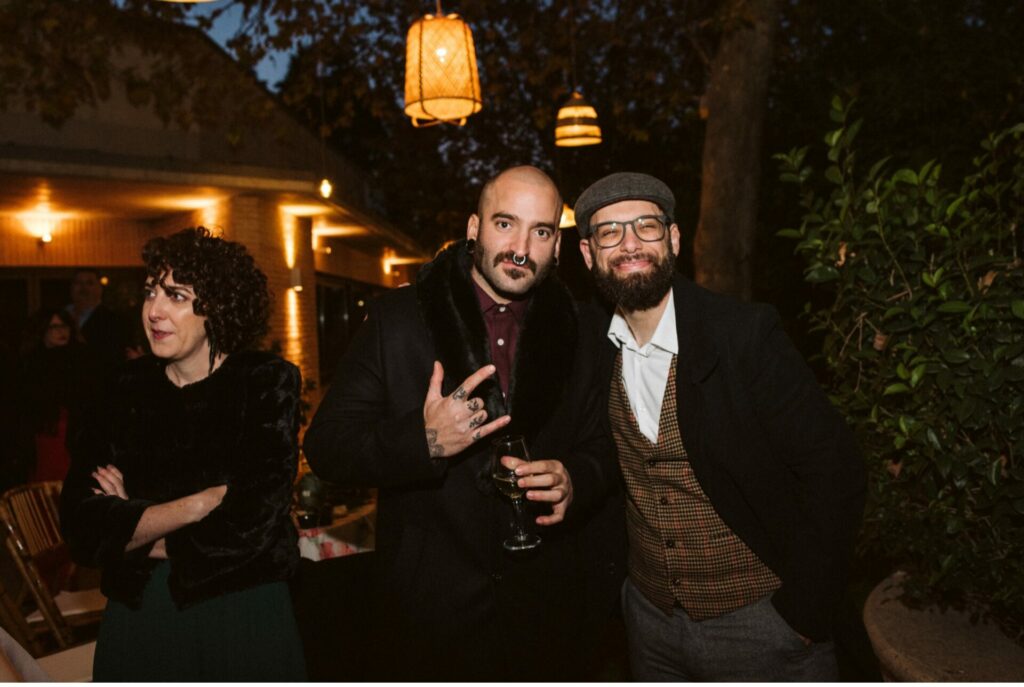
[93,562,306,682]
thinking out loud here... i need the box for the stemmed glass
[491,435,541,551]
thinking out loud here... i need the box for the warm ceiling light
[319,178,333,199]
[555,91,602,147]
[559,203,576,228]
[404,3,482,127]
[313,225,367,238]
[280,203,330,217]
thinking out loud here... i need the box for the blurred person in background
[13,308,100,484]
[66,268,128,371]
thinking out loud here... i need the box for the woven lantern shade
[555,91,601,147]
[404,11,482,127]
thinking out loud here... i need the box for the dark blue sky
[196,2,291,90]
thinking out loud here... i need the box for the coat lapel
[673,276,719,464]
[416,240,578,450]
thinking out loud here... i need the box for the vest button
[647,459,656,467]
[491,572,502,583]
[665,539,675,548]
[672,577,681,586]
[659,497,669,506]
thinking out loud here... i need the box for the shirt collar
[471,279,528,321]
[606,292,678,355]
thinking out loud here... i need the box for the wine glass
[491,435,541,551]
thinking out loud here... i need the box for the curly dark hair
[142,227,271,366]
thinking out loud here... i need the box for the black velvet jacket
[303,240,625,679]
[60,350,301,609]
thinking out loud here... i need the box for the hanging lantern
[404,9,482,127]
[555,91,601,147]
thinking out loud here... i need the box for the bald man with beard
[304,166,625,680]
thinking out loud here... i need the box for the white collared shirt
[607,296,678,443]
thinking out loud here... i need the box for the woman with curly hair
[60,227,306,680]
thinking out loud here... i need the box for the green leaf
[806,265,840,283]
[988,458,1001,486]
[884,383,910,396]
[825,165,844,185]
[867,156,892,181]
[910,364,927,387]
[892,168,919,185]
[898,415,911,435]
[937,301,971,313]
[945,196,965,219]
[1011,301,1024,320]
[829,95,844,121]
[776,228,802,239]
[943,349,971,364]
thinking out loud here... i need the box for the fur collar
[416,239,578,447]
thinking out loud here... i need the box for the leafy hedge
[776,98,1024,641]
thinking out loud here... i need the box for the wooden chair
[0,482,105,654]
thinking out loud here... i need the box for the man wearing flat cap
[574,172,865,680]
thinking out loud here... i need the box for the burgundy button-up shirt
[472,280,528,398]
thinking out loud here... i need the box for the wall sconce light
[290,267,304,292]
[319,178,333,199]
[559,203,576,229]
[19,203,66,244]
[383,250,424,275]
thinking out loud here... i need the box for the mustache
[609,252,657,268]
[493,251,537,273]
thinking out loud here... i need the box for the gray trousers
[622,577,839,682]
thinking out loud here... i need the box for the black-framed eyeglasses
[590,215,669,248]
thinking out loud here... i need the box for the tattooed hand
[423,361,511,458]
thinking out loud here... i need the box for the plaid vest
[609,351,780,619]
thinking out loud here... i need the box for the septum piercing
[512,254,527,266]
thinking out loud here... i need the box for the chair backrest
[0,482,62,557]
[0,482,74,650]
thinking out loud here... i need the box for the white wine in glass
[491,435,541,551]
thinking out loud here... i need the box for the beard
[592,246,676,312]
[473,244,555,300]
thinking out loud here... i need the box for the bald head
[477,166,562,221]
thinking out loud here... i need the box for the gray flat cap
[573,172,675,237]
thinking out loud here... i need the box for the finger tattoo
[467,398,482,412]
[452,386,467,401]
[425,428,445,458]
[472,430,482,442]
[468,415,484,429]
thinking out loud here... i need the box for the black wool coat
[593,275,866,642]
[60,350,301,609]
[303,240,624,680]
